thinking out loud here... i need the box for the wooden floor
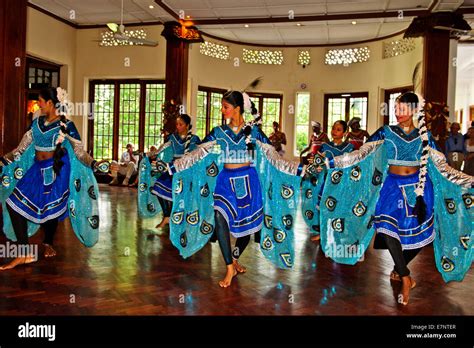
[0,184,472,316]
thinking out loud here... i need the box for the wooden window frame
[323,92,369,133]
[88,79,165,160]
[197,86,227,135]
[247,92,283,135]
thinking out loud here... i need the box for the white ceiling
[28,0,474,45]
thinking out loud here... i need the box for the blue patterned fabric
[214,166,263,237]
[301,141,354,234]
[428,159,473,282]
[320,143,387,265]
[202,125,271,163]
[32,116,81,151]
[168,133,200,159]
[368,125,438,166]
[137,144,174,218]
[169,139,301,269]
[320,141,354,160]
[6,152,70,223]
[374,171,435,249]
[320,141,473,282]
[1,139,100,247]
[151,172,173,201]
[138,134,200,213]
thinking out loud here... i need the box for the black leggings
[7,204,58,246]
[382,234,422,277]
[214,210,252,265]
[157,197,172,218]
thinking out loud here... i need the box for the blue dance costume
[150,133,200,201]
[1,116,100,247]
[320,124,473,282]
[137,133,200,218]
[166,124,305,269]
[302,141,354,235]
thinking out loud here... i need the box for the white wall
[455,44,474,134]
[26,7,76,97]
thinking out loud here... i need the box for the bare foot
[155,216,170,229]
[0,256,37,271]
[43,244,57,258]
[233,259,247,273]
[219,264,237,288]
[397,276,416,306]
[310,234,320,242]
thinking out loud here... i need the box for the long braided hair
[177,114,193,154]
[222,90,260,152]
[39,87,70,176]
[398,92,429,224]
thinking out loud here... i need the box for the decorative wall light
[325,47,370,66]
[242,48,284,65]
[298,50,311,67]
[383,38,416,58]
[199,41,230,60]
[100,29,148,46]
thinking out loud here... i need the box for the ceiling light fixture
[352,21,357,25]
[245,24,249,28]
[107,22,119,32]
[149,5,154,9]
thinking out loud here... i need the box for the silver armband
[257,141,302,176]
[332,140,384,169]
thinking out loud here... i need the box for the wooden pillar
[422,29,451,104]
[422,29,452,152]
[164,38,189,111]
[161,21,203,133]
[0,0,27,155]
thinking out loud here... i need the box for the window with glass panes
[247,93,283,138]
[144,83,166,151]
[295,92,310,156]
[196,86,226,139]
[324,93,368,135]
[89,80,165,160]
[196,91,208,140]
[118,83,141,155]
[92,83,115,161]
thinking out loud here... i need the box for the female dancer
[0,87,102,270]
[346,117,370,150]
[319,92,473,305]
[137,114,200,229]
[153,90,317,288]
[302,120,354,241]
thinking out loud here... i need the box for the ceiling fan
[104,0,158,46]
[434,25,474,41]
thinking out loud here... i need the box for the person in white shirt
[109,143,139,186]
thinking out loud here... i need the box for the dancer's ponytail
[413,107,430,224]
